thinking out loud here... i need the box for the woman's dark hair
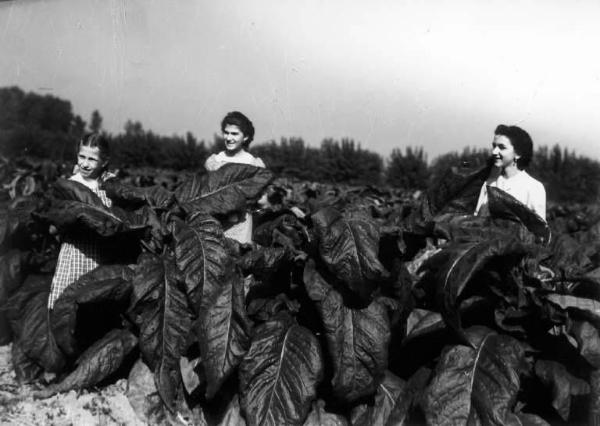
[78,132,110,160]
[221,111,255,146]
[495,124,533,169]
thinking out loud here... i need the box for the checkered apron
[47,185,112,309]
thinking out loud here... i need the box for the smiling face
[77,145,106,179]
[491,134,520,171]
[222,124,248,155]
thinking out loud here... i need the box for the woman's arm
[204,154,220,171]
[254,157,266,168]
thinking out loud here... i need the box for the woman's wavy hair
[221,111,255,146]
[495,124,533,169]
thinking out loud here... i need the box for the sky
[1,0,599,162]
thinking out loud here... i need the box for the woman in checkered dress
[48,133,113,309]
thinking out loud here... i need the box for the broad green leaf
[102,178,175,210]
[304,260,390,403]
[175,163,273,216]
[172,214,229,312]
[311,207,388,301]
[51,264,134,357]
[487,186,551,243]
[198,265,251,399]
[422,326,524,426]
[128,253,193,411]
[427,164,490,216]
[50,178,105,206]
[239,316,323,426]
[7,288,65,373]
[36,178,149,237]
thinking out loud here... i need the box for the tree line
[1,86,598,203]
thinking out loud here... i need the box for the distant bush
[1,86,598,203]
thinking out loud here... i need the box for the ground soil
[0,344,144,426]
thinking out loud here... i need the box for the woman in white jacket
[474,125,546,221]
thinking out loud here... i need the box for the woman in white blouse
[204,111,266,243]
[474,125,546,221]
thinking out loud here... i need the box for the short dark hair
[221,111,255,145]
[78,132,110,160]
[494,124,533,169]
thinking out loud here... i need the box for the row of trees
[1,86,599,203]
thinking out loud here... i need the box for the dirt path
[0,344,144,425]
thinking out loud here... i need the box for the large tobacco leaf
[197,264,251,399]
[419,237,528,340]
[36,178,149,237]
[304,260,391,403]
[422,326,525,426]
[128,253,193,411]
[36,329,138,398]
[427,164,490,216]
[487,186,551,243]
[174,163,273,216]
[6,283,65,373]
[534,360,590,421]
[311,207,388,301]
[171,214,229,312]
[50,178,106,205]
[102,178,175,210]
[51,264,134,357]
[37,200,148,238]
[239,315,323,426]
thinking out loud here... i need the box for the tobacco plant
[1,163,600,425]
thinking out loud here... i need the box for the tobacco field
[1,157,600,425]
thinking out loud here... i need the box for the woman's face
[491,135,519,169]
[223,124,248,154]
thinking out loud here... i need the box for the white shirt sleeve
[204,154,221,171]
[254,157,266,168]
[529,180,546,221]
